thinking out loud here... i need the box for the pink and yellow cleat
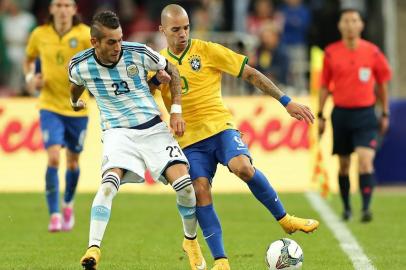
[48,213,62,232]
[62,207,75,231]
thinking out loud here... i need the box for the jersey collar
[167,39,192,65]
[93,48,123,69]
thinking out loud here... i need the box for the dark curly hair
[90,10,121,40]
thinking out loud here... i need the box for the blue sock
[45,166,59,214]
[64,168,80,204]
[196,204,226,259]
[247,169,286,220]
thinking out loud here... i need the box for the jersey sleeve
[68,58,84,86]
[143,45,167,71]
[373,49,392,84]
[25,28,39,59]
[207,42,248,77]
[321,50,332,90]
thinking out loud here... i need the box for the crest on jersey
[69,37,78,48]
[188,55,202,71]
[358,67,371,83]
[126,64,139,77]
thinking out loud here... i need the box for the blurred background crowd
[0,0,392,97]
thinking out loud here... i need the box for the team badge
[126,64,139,77]
[69,37,78,48]
[188,55,202,71]
[358,67,371,83]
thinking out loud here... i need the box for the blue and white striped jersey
[68,41,166,130]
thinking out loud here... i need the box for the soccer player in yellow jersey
[153,5,320,270]
[23,0,91,232]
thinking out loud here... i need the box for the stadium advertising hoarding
[0,97,342,193]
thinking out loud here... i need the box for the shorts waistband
[129,115,162,130]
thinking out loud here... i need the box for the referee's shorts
[331,106,378,155]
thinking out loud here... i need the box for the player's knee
[233,163,255,181]
[358,159,373,174]
[48,155,60,167]
[339,160,350,175]
[193,181,212,205]
[66,160,79,170]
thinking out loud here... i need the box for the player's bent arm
[165,62,182,105]
[164,61,185,136]
[242,64,314,123]
[70,83,86,111]
[241,64,285,100]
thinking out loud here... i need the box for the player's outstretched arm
[241,64,314,124]
[70,83,86,111]
[165,62,185,137]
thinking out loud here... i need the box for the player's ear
[159,25,164,34]
[90,37,98,47]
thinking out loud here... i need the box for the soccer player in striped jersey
[23,0,91,232]
[152,5,320,270]
[69,11,205,270]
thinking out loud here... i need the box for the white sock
[88,172,120,247]
[172,175,197,238]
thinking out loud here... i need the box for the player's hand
[379,115,389,135]
[318,118,326,136]
[170,113,185,137]
[26,74,44,95]
[285,102,315,124]
[156,70,171,84]
[71,99,86,111]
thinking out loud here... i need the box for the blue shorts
[39,110,88,153]
[183,129,251,182]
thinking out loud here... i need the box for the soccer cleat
[48,213,62,232]
[361,210,372,223]
[80,246,101,270]
[342,209,352,221]
[278,214,319,234]
[62,206,75,231]
[182,237,207,270]
[211,258,230,270]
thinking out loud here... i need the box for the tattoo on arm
[166,62,182,103]
[244,66,284,100]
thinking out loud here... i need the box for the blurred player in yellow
[151,4,319,270]
[23,0,91,232]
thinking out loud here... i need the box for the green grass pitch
[0,192,404,269]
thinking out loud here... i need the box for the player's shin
[64,168,80,204]
[88,172,120,247]
[46,166,60,214]
[172,175,197,238]
[246,169,286,220]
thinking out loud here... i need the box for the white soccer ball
[265,238,303,269]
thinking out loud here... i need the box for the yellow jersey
[158,39,248,148]
[26,23,91,116]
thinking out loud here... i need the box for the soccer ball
[265,238,303,269]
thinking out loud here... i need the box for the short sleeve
[25,28,39,59]
[321,50,332,90]
[207,42,248,77]
[143,45,167,71]
[68,59,84,86]
[373,49,392,84]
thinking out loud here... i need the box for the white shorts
[101,122,189,185]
